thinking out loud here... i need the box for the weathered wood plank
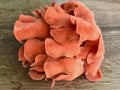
[0,28,120,90]
[80,0,120,27]
[0,0,120,90]
[0,0,52,30]
[0,0,120,30]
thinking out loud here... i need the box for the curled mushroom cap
[44,57,83,80]
[14,1,105,88]
[50,27,79,44]
[24,39,45,63]
[28,54,47,80]
[44,56,83,87]
[45,38,80,58]
[14,14,50,42]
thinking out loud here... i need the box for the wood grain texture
[0,0,52,30]
[0,28,120,90]
[0,0,120,29]
[0,0,120,90]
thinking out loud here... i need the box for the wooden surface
[0,0,120,30]
[0,0,120,90]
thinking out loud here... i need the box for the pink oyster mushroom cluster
[14,1,105,87]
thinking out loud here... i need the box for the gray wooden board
[0,0,120,90]
[0,0,120,30]
[0,28,120,90]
